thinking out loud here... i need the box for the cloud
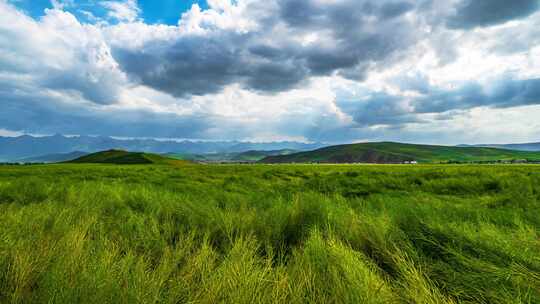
[379,1,415,19]
[447,0,540,29]
[0,2,127,105]
[0,83,212,138]
[2,0,540,144]
[413,76,540,113]
[112,33,254,97]
[110,0,421,98]
[100,0,140,23]
[336,93,418,127]
[51,0,74,10]
[329,75,540,132]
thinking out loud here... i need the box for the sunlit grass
[0,164,539,303]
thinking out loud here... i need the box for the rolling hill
[68,150,190,165]
[231,149,298,162]
[260,142,540,164]
[166,149,297,163]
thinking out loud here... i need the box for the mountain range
[0,134,324,162]
[3,134,540,164]
[458,143,540,152]
[17,151,89,163]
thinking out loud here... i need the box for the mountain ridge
[0,134,325,161]
[459,143,540,152]
[17,151,89,163]
[261,142,540,164]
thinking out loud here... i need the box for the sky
[1,0,539,144]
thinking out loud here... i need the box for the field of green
[0,163,539,303]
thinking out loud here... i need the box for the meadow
[0,163,539,303]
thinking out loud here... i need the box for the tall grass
[0,164,539,303]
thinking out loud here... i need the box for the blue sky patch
[9,0,207,24]
[139,0,207,25]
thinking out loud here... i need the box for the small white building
[404,161,418,164]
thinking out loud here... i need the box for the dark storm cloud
[278,0,413,30]
[113,34,245,97]
[39,71,121,105]
[331,76,540,130]
[269,0,418,80]
[414,77,540,113]
[113,33,312,96]
[337,93,418,127]
[243,61,310,92]
[111,0,418,98]
[0,85,211,138]
[447,0,539,29]
[379,1,415,19]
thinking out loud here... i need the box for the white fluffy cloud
[0,2,127,105]
[0,0,539,143]
[100,0,140,23]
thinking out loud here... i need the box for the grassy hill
[166,152,238,162]
[231,149,297,161]
[261,142,540,164]
[68,150,190,165]
[167,149,297,163]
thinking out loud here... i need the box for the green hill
[165,152,238,162]
[231,149,297,162]
[260,142,540,164]
[68,150,190,165]
[166,149,298,163]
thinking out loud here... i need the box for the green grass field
[0,163,539,303]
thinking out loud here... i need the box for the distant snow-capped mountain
[0,134,325,162]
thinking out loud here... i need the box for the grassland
[0,163,539,303]
[262,142,540,164]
